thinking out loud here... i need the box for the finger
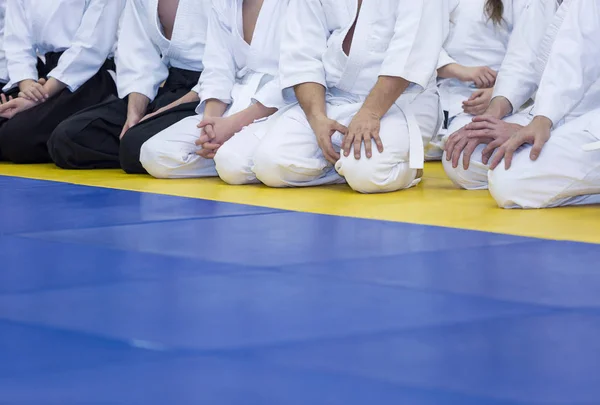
[373,130,384,153]
[466,129,493,140]
[333,122,348,136]
[481,140,502,165]
[362,133,373,159]
[204,125,216,140]
[468,90,482,101]
[472,115,496,123]
[353,132,362,159]
[202,142,220,150]
[503,140,520,170]
[0,94,6,104]
[444,132,459,156]
[487,68,498,79]
[119,127,128,140]
[325,139,340,164]
[485,72,496,86]
[342,132,354,157]
[451,137,468,168]
[196,134,210,145]
[489,145,506,170]
[462,140,480,170]
[466,121,493,131]
[530,135,547,161]
[31,87,46,101]
[197,118,215,129]
[462,99,481,107]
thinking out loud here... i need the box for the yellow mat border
[1,163,599,244]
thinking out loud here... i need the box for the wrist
[533,115,553,129]
[486,97,512,119]
[18,79,35,91]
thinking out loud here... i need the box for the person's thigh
[120,101,199,174]
[253,104,345,187]
[489,113,600,208]
[139,114,219,179]
[48,97,127,169]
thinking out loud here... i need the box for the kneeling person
[252,0,445,193]
[0,0,123,163]
[140,0,290,184]
[48,0,210,173]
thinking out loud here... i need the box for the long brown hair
[485,0,504,25]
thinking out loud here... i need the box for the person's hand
[119,113,143,139]
[465,115,523,164]
[0,93,14,105]
[195,116,242,159]
[489,116,552,170]
[307,114,348,164]
[444,125,488,170]
[456,66,497,88]
[18,79,49,102]
[462,88,493,115]
[342,108,384,159]
[0,97,39,119]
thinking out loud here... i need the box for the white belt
[396,99,424,169]
[583,141,600,151]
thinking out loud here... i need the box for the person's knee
[47,122,76,169]
[338,154,416,194]
[488,167,546,209]
[119,130,148,174]
[442,151,489,190]
[214,145,254,185]
[138,137,180,179]
[252,143,292,187]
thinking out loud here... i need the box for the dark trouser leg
[119,97,198,174]
[48,97,127,169]
[0,69,116,164]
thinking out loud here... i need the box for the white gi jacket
[438,0,530,117]
[492,0,559,114]
[279,0,446,169]
[3,0,124,92]
[195,0,289,114]
[116,0,210,102]
[532,0,600,127]
[0,0,8,83]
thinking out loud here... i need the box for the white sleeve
[3,0,38,90]
[437,0,458,70]
[532,0,600,125]
[253,77,287,110]
[278,0,329,93]
[48,0,124,92]
[437,49,457,70]
[379,0,445,90]
[116,0,168,101]
[492,0,557,113]
[195,0,236,109]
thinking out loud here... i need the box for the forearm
[203,99,228,119]
[42,78,67,98]
[485,96,513,119]
[228,102,277,131]
[361,75,410,118]
[294,82,327,121]
[127,92,150,119]
[437,63,463,80]
[158,91,200,113]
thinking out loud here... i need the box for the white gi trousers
[488,110,600,208]
[139,72,270,184]
[441,109,533,190]
[253,86,441,194]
